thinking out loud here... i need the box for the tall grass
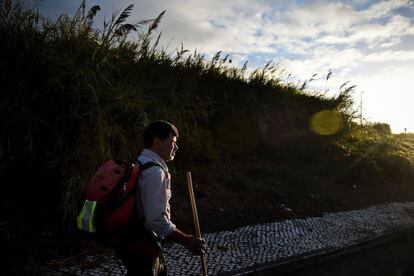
[1,0,413,230]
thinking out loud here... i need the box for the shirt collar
[140,148,169,172]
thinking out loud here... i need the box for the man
[115,120,206,275]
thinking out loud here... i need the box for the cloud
[137,0,267,55]
[316,15,412,45]
[363,50,414,62]
[362,0,413,19]
[284,2,361,34]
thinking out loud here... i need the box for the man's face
[154,134,178,161]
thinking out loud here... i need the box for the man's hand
[183,235,206,255]
[167,228,206,255]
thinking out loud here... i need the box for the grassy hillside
[1,1,414,274]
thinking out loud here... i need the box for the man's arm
[140,166,205,255]
[166,228,206,255]
[140,168,176,239]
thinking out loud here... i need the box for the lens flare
[310,110,343,135]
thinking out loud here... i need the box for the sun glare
[309,110,343,136]
[361,77,414,134]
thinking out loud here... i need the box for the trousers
[113,220,166,276]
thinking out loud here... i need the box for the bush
[377,154,414,184]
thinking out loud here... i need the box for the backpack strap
[136,161,162,172]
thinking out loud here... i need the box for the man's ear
[152,137,161,148]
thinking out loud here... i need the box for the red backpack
[77,159,159,239]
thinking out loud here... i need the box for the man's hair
[143,120,179,148]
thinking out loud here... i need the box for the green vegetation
[1,1,414,273]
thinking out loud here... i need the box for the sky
[35,0,414,133]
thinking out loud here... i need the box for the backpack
[76,158,159,242]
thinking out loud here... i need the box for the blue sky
[35,0,414,133]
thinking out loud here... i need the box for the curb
[224,225,414,275]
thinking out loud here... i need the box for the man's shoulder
[137,149,168,173]
[138,161,164,179]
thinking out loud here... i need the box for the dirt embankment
[171,157,414,235]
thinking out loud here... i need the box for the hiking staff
[187,171,208,276]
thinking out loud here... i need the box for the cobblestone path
[44,201,414,275]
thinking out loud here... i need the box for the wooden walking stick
[187,171,208,276]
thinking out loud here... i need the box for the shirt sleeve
[140,167,176,239]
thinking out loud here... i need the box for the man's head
[143,120,179,161]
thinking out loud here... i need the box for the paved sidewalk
[44,201,414,275]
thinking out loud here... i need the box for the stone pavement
[44,201,414,275]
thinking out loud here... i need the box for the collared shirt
[136,148,176,239]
